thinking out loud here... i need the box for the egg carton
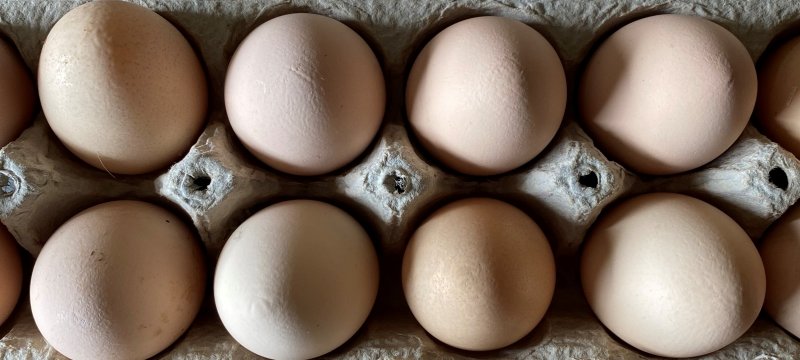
[0,0,799,359]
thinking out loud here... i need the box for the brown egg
[579,14,756,175]
[214,199,379,359]
[581,193,765,357]
[225,13,385,176]
[30,200,205,359]
[0,38,34,147]
[402,198,555,351]
[406,16,566,176]
[760,205,800,338]
[757,36,800,157]
[0,224,22,326]
[39,1,207,175]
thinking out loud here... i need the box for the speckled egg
[30,200,206,360]
[402,197,556,351]
[39,0,207,175]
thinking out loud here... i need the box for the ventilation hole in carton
[191,175,212,192]
[383,169,411,195]
[0,172,16,196]
[394,176,407,194]
[579,172,599,189]
[769,167,788,190]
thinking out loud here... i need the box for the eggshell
[0,224,21,326]
[402,197,556,351]
[225,13,385,176]
[0,38,34,147]
[760,205,800,338]
[757,36,800,158]
[406,16,567,176]
[581,193,766,357]
[214,199,379,359]
[30,200,206,360]
[579,14,757,175]
[38,0,207,175]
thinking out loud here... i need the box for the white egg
[225,13,385,176]
[214,199,379,359]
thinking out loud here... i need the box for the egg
[0,224,22,326]
[581,193,765,357]
[579,14,757,175]
[38,0,207,175]
[30,200,206,360]
[402,198,555,351]
[214,199,379,359]
[406,16,567,176]
[759,205,800,338]
[225,13,385,176]
[756,36,800,157]
[0,38,34,147]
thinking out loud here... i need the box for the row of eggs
[2,1,800,178]
[0,0,799,359]
[0,190,798,359]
